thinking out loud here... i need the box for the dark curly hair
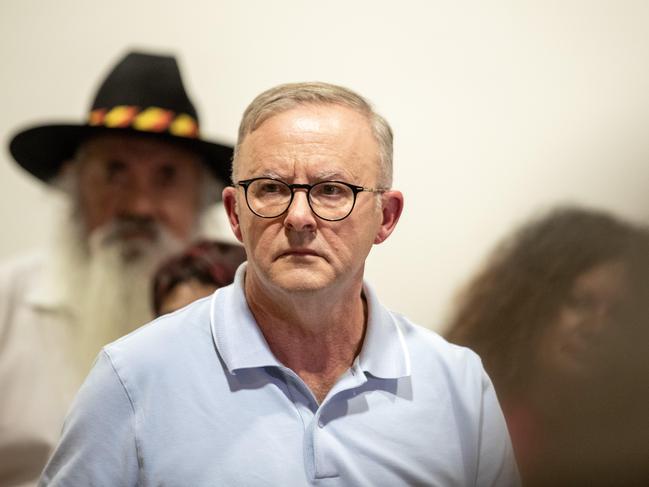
[445,206,649,398]
[151,240,246,316]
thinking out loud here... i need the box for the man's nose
[118,181,156,218]
[284,190,316,232]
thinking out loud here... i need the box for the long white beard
[49,213,186,375]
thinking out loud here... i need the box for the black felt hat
[9,51,233,187]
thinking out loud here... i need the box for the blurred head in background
[446,206,649,394]
[9,50,233,371]
[152,239,246,316]
[445,206,649,485]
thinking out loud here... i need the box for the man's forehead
[237,104,378,179]
[238,145,372,183]
[79,133,200,161]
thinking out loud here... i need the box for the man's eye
[157,165,178,185]
[321,184,342,195]
[261,183,281,193]
[255,180,291,197]
[315,183,346,198]
[105,160,127,182]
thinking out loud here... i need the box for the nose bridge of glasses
[284,182,311,205]
[288,182,312,194]
[286,183,312,213]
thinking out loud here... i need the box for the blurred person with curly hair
[446,206,649,486]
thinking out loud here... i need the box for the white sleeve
[475,369,521,487]
[39,350,140,486]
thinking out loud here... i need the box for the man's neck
[244,275,367,403]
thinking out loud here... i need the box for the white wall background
[2,0,649,331]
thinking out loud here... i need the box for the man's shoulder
[0,250,47,307]
[364,282,484,380]
[392,309,478,354]
[389,310,484,378]
[103,293,215,372]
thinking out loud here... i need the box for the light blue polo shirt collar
[210,264,281,371]
[210,263,411,380]
[358,279,411,379]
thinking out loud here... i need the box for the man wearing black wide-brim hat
[0,50,233,486]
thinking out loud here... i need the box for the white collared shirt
[0,252,85,487]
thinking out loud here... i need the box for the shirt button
[318,419,324,428]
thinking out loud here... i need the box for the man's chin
[268,268,334,294]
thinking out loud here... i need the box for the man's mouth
[105,218,160,244]
[117,228,158,241]
[278,249,321,258]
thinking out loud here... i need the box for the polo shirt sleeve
[39,349,139,486]
[475,368,521,487]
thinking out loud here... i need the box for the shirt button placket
[311,408,339,480]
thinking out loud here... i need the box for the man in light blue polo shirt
[41,82,520,486]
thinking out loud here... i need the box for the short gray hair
[233,82,393,186]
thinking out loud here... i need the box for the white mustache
[101,217,160,244]
[87,217,184,263]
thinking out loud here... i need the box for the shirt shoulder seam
[102,348,143,473]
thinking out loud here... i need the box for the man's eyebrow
[247,170,356,182]
[257,170,283,179]
[312,170,354,181]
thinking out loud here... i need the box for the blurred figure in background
[446,206,649,486]
[0,51,232,485]
[152,239,245,316]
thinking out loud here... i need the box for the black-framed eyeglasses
[236,177,387,221]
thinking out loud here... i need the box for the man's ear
[222,186,243,243]
[374,190,404,244]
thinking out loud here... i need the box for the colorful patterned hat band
[88,106,199,138]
